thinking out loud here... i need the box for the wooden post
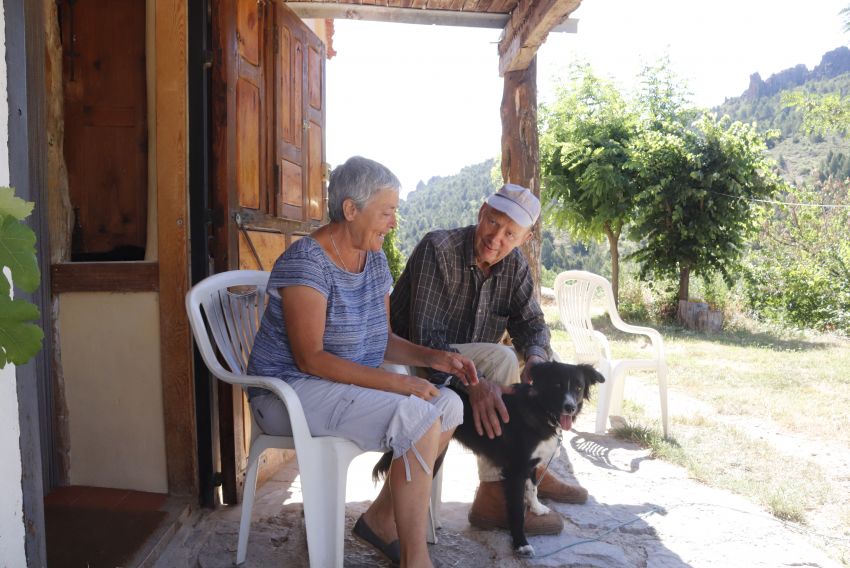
[500,57,541,294]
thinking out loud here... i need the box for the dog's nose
[564,403,576,414]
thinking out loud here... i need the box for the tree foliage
[539,65,640,300]
[743,179,850,333]
[628,115,784,302]
[0,187,44,368]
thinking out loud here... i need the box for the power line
[709,189,850,209]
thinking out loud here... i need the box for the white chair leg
[426,466,443,543]
[299,440,360,568]
[657,364,669,438]
[236,439,266,565]
[609,368,627,416]
[594,377,614,435]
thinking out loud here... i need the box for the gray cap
[486,184,540,228]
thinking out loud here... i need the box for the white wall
[0,2,29,565]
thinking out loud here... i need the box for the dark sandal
[353,514,401,566]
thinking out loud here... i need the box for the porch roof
[284,0,582,74]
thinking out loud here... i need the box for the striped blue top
[246,236,393,395]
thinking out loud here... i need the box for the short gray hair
[327,156,401,222]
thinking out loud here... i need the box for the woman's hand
[396,374,441,401]
[428,351,479,386]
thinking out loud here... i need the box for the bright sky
[326,0,849,197]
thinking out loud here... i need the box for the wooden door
[60,0,148,260]
[211,0,326,503]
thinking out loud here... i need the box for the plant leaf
[0,187,34,221]
[0,294,44,368]
[0,214,40,293]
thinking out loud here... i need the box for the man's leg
[451,343,564,534]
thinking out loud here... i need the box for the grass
[542,303,850,564]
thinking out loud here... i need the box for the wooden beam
[500,57,542,294]
[156,0,197,497]
[285,1,509,28]
[51,262,159,293]
[498,0,581,76]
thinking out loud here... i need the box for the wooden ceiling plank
[285,2,511,27]
[498,0,581,75]
[486,0,517,13]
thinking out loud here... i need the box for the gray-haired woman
[247,156,476,567]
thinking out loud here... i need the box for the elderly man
[390,183,587,535]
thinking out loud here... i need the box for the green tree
[0,187,44,368]
[382,227,404,283]
[627,114,785,313]
[743,179,850,332]
[539,65,640,302]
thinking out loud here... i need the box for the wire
[709,189,850,209]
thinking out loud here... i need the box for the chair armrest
[212,368,314,443]
[608,319,665,361]
[593,330,612,360]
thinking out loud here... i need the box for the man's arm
[404,238,458,353]
[506,258,552,382]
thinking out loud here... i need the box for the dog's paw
[515,544,535,557]
[528,500,550,515]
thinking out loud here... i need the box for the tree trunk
[500,57,541,299]
[604,224,620,306]
[677,264,691,322]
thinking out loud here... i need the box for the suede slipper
[352,514,401,566]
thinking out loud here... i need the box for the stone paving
[152,408,843,568]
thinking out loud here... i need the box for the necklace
[329,230,361,272]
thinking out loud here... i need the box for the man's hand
[520,354,547,384]
[429,351,479,386]
[468,380,509,439]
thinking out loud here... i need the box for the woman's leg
[390,419,441,568]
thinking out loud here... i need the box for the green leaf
[0,294,44,368]
[0,187,34,221]
[0,214,40,293]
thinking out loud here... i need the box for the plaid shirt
[390,225,551,381]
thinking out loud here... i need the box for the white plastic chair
[185,270,365,567]
[554,270,669,438]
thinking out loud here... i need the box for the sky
[325,0,849,197]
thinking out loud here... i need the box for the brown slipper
[353,514,401,566]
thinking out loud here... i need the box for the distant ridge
[739,46,850,100]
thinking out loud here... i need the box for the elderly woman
[247,156,475,568]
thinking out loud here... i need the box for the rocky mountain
[740,46,850,100]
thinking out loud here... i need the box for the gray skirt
[250,377,462,476]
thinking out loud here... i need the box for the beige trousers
[451,343,522,482]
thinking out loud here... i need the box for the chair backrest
[554,270,616,364]
[185,270,270,383]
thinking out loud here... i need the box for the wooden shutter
[211,0,326,503]
[61,0,147,258]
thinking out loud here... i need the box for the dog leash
[533,431,564,487]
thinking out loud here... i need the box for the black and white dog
[373,361,605,556]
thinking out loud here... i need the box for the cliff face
[742,46,850,100]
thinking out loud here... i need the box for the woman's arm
[283,286,440,400]
[383,295,479,386]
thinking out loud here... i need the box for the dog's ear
[580,365,605,401]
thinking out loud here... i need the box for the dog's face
[529,362,605,430]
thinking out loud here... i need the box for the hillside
[396,159,497,256]
[396,159,610,281]
[714,46,850,183]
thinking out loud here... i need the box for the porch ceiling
[283,0,582,74]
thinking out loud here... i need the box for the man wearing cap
[390,183,587,536]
